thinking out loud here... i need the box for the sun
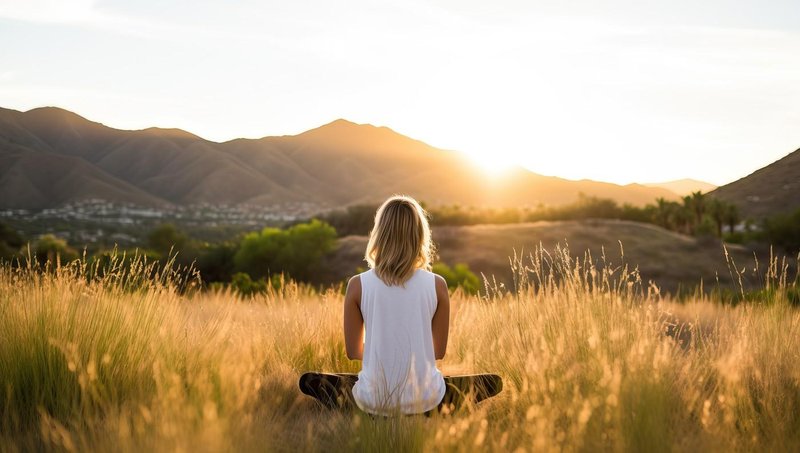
[464,151,516,178]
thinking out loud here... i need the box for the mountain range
[0,106,680,211]
[644,179,717,196]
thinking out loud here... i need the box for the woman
[300,195,501,415]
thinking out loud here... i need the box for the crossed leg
[298,373,503,413]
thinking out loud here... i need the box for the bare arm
[432,275,450,360]
[343,275,364,360]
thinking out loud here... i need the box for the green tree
[32,234,78,265]
[707,198,725,237]
[234,227,285,279]
[671,201,693,235]
[234,219,337,281]
[762,208,800,254]
[230,272,267,296]
[681,191,707,234]
[196,242,238,283]
[0,222,24,260]
[86,248,160,279]
[317,204,378,237]
[722,202,740,234]
[653,197,672,229]
[147,223,189,257]
[651,199,688,234]
[621,203,652,223]
[694,215,718,238]
[432,262,481,295]
[573,193,620,219]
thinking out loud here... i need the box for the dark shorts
[298,372,503,415]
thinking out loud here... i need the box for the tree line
[315,192,800,254]
[0,219,482,294]
[318,192,742,238]
[0,219,337,287]
[1,191,797,294]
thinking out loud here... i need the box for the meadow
[1,247,799,453]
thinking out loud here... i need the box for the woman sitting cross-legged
[299,195,502,416]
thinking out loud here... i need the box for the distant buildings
[1,199,324,246]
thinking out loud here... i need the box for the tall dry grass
[0,247,799,452]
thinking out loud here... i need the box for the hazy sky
[1,0,799,185]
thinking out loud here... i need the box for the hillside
[0,106,678,210]
[710,149,800,219]
[643,178,717,196]
[319,219,765,293]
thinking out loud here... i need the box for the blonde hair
[365,195,434,286]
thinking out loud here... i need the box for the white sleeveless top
[352,268,446,415]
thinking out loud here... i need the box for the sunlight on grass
[0,248,798,452]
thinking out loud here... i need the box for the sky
[1,0,799,186]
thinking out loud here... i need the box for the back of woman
[299,195,501,415]
[353,267,445,414]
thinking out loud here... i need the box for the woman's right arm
[432,275,450,360]
[343,276,364,360]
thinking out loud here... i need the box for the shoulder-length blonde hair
[365,195,434,286]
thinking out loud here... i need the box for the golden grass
[1,248,799,452]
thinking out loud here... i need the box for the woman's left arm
[432,275,450,360]
[343,276,364,360]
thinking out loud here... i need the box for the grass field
[1,247,799,452]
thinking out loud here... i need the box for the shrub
[230,272,267,295]
[195,242,238,283]
[762,208,800,254]
[0,222,24,260]
[234,219,337,282]
[31,234,79,265]
[432,262,480,295]
[315,205,378,237]
[146,223,189,257]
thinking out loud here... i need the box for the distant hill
[643,179,717,196]
[0,106,679,210]
[319,219,766,293]
[710,149,800,219]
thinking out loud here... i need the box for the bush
[315,205,377,237]
[31,234,78,265]
[196,242,238,283]
[694,215,717,238]
[788,286,799,307]
[146,223,189,258]
[86,248,162,280]
[230,272,267,296]
[234,219,337,282]
[723,231,745,244]
[762,208,800,254]
[432,262,480,295]
[0,222,24,261]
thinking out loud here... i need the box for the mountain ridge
[710,149,800,219]
[643,178,717,196]
[0,105,680,210]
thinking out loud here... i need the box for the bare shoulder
[433,273,448,294]
[345,275,362,299]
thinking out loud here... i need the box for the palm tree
[707,198,725,237]
[654,197,672,229]
[681,191,707,234]
[671,202,693,235]
[722,202,740,234]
